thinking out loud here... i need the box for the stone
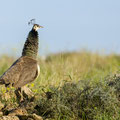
[8,107,27,116]
[18,114,43,120]
[0,116,19,120]
[32,114,43,120]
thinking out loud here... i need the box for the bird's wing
[0,58,22,85]
[0,56,39,88]
[13,56,39,88]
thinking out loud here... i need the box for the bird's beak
[39,25,43,28]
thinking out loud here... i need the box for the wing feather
[0,56,39,88]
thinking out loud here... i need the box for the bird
[0,22,43,90]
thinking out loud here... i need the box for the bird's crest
[28,19,36,26]
[28,19,43,31]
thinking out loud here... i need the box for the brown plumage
[0,56,39,88]
[0,23,43,89]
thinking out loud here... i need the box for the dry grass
[0,51,120,119]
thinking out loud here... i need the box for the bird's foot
[15,86,34,105]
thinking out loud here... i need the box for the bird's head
[32,24,43,31]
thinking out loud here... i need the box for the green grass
[0,51,120,119]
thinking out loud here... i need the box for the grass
[0,51,120,119]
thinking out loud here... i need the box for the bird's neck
[22,29,39,59]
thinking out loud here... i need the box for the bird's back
[0,56,39,88]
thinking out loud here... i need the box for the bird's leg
[20,86,34,101]
[15,88,24,103]
[18,88,24,102]
[15,86,35,104]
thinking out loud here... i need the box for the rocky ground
[0,87,43,120]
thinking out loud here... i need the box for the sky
[0,0,120,56]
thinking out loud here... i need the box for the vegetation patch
[0,52,120,120]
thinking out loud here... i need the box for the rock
[8,107,27,116]
[2,103,18,116]
[0,116,19,120]
[32,114,43,120]
[0,114,43,120]
[18,114,43,120]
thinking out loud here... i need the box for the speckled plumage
[0,24,41,88]
[22,29,39,59]
[0,56,39,88]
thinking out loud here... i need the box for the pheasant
[0,22,43,98]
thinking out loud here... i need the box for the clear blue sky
[0,0,120,56]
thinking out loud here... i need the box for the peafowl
[0,21,43,100]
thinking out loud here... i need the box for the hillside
[0,52,120,120]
